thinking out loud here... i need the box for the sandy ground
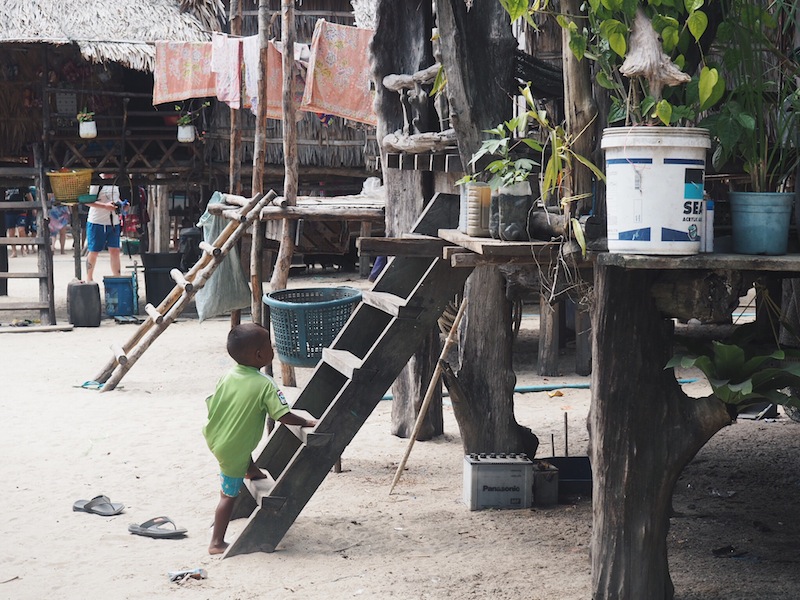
[1,245,799,599]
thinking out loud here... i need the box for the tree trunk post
[590,261,731,599]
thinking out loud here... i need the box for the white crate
[462,453,533,510]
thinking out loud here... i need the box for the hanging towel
[242,35,260,112]
[211,33,242,109]
[153,42,216,106]
[300,20,377,126]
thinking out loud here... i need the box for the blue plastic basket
[263,287,361,367]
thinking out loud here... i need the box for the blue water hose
[379,378,698,400]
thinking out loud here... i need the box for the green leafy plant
[667,322,800,415]
[76,108,94,123]
[175,101,210,126]
[555,0,724,125]
[699,1,800,192]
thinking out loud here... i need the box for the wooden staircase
[224,192,471,557]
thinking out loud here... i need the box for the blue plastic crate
[263,287,361,367]
[103,275,138,317]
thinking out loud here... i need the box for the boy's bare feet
[208,541,229,555]
[245,464,268,480]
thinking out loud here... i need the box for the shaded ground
[0,246,798,599]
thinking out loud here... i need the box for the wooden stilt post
[228,0,245,329]
[270,0,299,386]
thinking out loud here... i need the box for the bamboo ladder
[92,191,276,391]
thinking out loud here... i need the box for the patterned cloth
[48,205,71,234]
[243,37,307,120]
[211,33,242,109]
[153,42,216,106]
[300,21,376,126]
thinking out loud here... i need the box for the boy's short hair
[227,323,268,364]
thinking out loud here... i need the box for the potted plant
[459,83,604,248]
[77,108,96,139]
[174,101,210,143]
[699,1,800,255]
[556,1,725,255]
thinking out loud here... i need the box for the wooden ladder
[92,191,276,391]
[0,174,56,327]
[224,192,472,557]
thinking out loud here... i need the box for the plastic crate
[46,169,93,203]
[263,287,361,367]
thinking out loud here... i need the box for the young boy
[203,323,316,555]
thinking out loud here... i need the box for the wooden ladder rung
[0,301,49,310]
[0,272,47,279]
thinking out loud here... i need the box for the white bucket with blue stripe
[601,127,710,255]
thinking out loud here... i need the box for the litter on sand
[168,568,207,583]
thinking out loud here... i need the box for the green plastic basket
[263,287,361,367]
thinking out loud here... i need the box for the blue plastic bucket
[104,275,137,316]
[729,192,794,255]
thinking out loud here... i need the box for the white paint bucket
[601,127,710,255]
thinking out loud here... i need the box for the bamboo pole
[389,298,468,494]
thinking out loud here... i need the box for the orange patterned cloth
[153,42,216,106]
[300,21,376,126]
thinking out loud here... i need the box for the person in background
[3,187,30,258]
[85,181,121,282]
[48,200,71,255]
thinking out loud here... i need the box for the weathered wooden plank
[438,228,557,256]
[0,301,49,310]
[358,236,447,256]
[597,252,800,272]
[259,206,385,221]
[0,272,46,279]
[0,323,73,333]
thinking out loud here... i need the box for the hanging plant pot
[79,121,97,139]
[177,125,196,143]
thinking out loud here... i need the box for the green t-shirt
[203,364,291,477]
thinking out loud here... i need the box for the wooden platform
[597,252,800,273]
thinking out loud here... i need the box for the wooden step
[281,408,334,446]
[0,272,47,279]
[0,236,46,246]
[321,347,376,381]
[243,474,286,510]
[0,301,49,311]
[361,290,423,318]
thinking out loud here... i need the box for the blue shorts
[87,222,121,252]
[4,213,25,229]
[220,473,244,498]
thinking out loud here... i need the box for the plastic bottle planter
[458,182,492,237]
[489,181,532,241]
[177,125,196,143]
[79,121,97,139]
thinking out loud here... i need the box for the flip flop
[128,516,187,539]
[73,495,125,516]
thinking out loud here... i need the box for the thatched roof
[0,0,225,71]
